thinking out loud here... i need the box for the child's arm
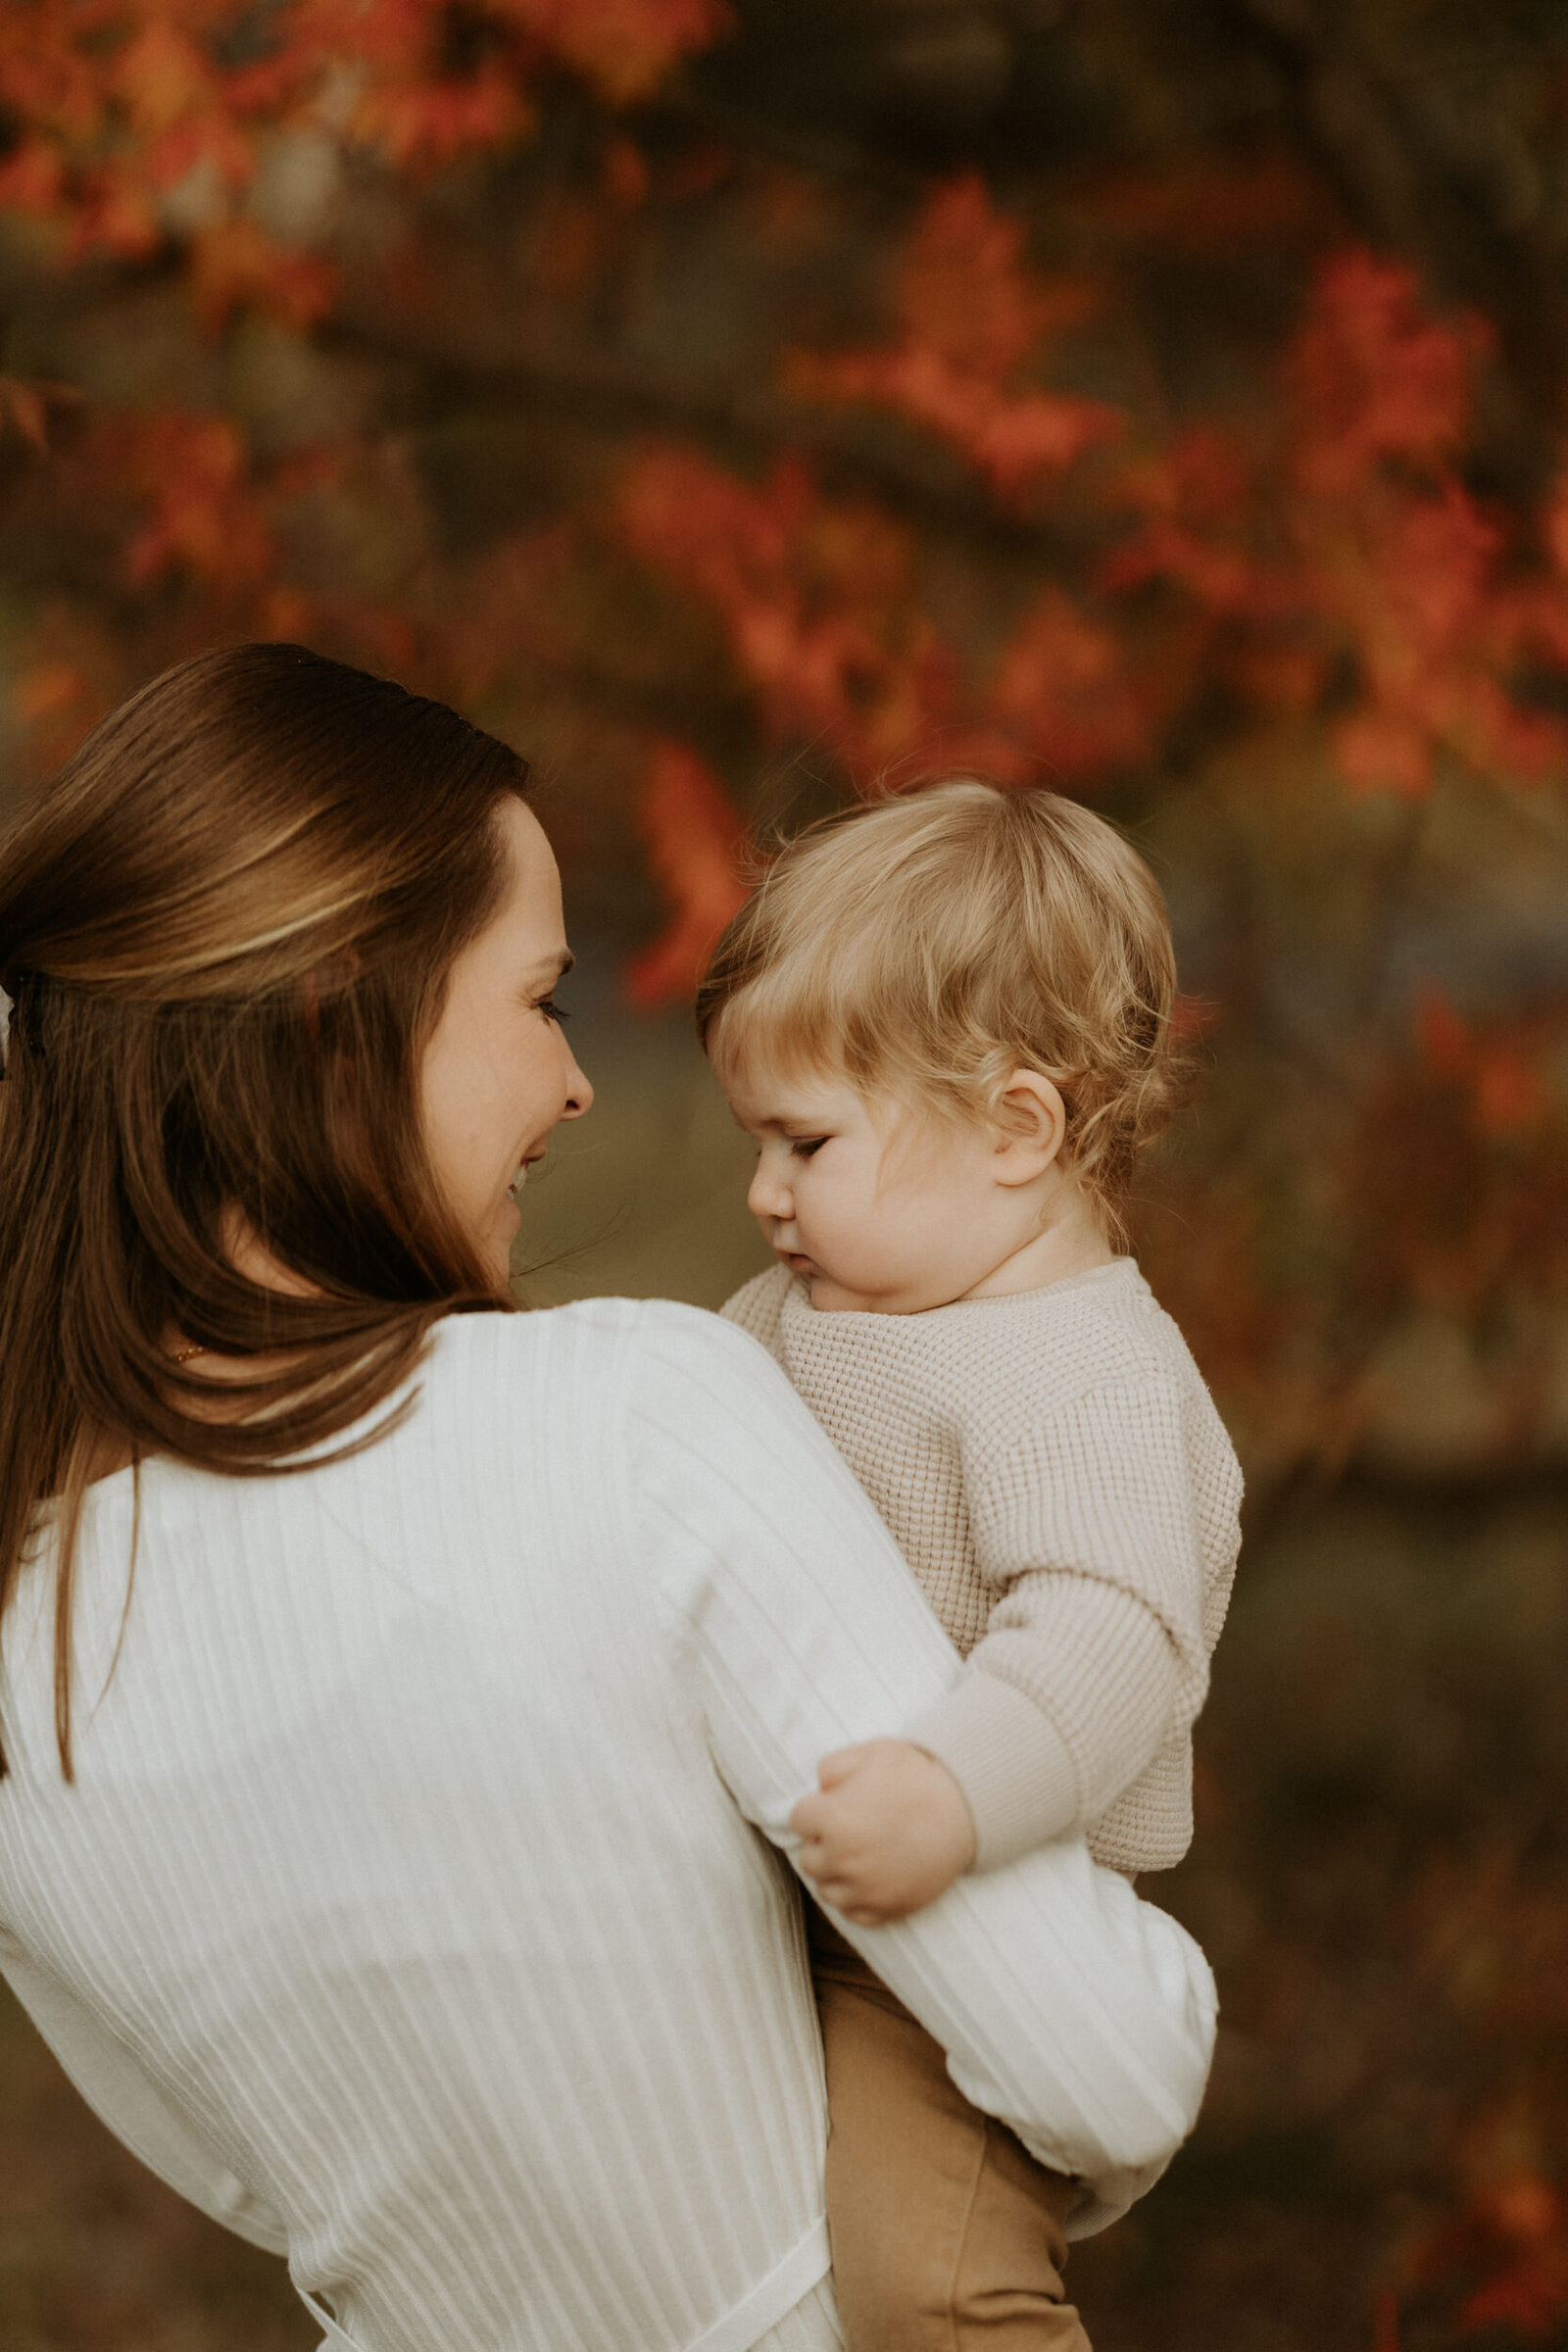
[905,1373,1217,1876]
[787,1598,1177,1922]
[797,1371,1234,1920]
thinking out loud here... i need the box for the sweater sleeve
[905,1375,1209,1871]
[624,1306,1216,2233]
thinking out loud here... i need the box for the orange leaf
[189,217,339,335]
[1474,1047,1547,1140]
[120,413,277,592]
[604,136,648,207]
[1370,2287,1400,2352]
[516,0,734,106]
[1289,250,1487,496]
[1414,983,1470,1081]
[15,660,85,724]
[624,742,748,1007]
[115,18,214,135]
[359,68,530,172]
[0,375,50,452]
[991,589,1149,778]
[893,174,1090,378]
[0,136,64,213]
[1333,708,1433,800]
[1544,470,1568,577]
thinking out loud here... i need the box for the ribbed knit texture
[0,1302,1216,2351]
[722,1260,1244,1875]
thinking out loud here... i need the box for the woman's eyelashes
[788,1136,827,1158]
[534,996,569,1023]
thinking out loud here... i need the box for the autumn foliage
[1,21,1563,1517]
[2,11,1567,2337]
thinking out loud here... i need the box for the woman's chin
[478,1196,521,1289]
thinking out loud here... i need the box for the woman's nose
[561,1043,593,1120]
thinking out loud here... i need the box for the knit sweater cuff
[904,1671,1082,1873]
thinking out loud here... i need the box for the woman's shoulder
[415,1298,814,1526]
[424,1296,789,1402]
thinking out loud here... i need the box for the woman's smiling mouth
[507,1149,548,1200]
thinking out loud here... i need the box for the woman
[0,647,1214,2352]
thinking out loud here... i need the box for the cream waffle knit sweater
[722,1258,1243,1877]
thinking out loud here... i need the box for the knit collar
[778,1253,1146,1340]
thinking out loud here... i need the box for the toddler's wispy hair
[697,779,1189,1240]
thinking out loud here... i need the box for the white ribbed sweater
[0,1302,1215,2352]
[723,1260,1244,1875]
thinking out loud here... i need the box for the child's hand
[788,1740,977,1925]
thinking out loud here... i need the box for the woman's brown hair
[0,643,532,1777]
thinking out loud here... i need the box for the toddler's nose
[747,1160,792,1224]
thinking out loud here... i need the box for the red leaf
[894,174,1089,378]
[1333,708,1433,800]
[114,17,214,135]
[15,659,85,724]
[991,588,1149,778]
[1414,983,1470,1082]
[117,412,277,593]
[624,742,749,1007]
[786,176,1117,503]
[0,136,63,213]
[1474,1047,1548,1140]
[514,0,734,106]
[189,217,339,335]
[1289,251,1488,496]
[0,374,51,453]
[616,446,950,780]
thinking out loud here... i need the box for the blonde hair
[697,780,1187,1238]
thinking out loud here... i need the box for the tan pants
[809,1909,1093,2352]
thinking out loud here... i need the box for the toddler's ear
[991,1068,1067,1182]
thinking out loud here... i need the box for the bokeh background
[4,4,1568,2347]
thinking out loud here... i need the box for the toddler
[698,780,1243,2352]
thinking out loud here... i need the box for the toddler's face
[723,1056,1036,1313]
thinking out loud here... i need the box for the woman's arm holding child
[626,1308,1216,2207]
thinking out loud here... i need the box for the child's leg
[809,1909,1092,2352]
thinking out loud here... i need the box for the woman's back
[0,1301,835,2352]
[0,650,1218,2352]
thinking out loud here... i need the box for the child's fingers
[818,1884,891,1925]
[815,1744,870,1791]
[792,1821,855,1885]
[795,1830,852,1885]
[789,1788,839,1841]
